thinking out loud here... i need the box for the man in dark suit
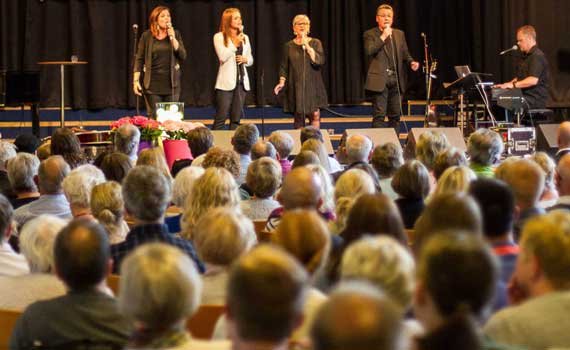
[364,4,419,131]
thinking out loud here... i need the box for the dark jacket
[134,29,187,95]
[363,27,413,93]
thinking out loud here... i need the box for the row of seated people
[0,121,569,349]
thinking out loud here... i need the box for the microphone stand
[422,33,432,127]
[132,24,140,115]
[260,69,265,138]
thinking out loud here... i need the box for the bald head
[557,122,570,149]
[556,154,570,196]
[311,284,402,350]
[38,155,70,194]
[279,167,322,210]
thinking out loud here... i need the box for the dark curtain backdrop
[1,0,569,109]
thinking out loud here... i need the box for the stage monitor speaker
[404,127,466,160]
[210,130,235,150]
[536,123,559,156]
[275,129,334,155]
[343,128,402,153]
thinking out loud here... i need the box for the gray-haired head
[0,141,17,169]
[62,164,106,209]
[232,124,259,155]
[114,124,141,159]
[7,152,40,193]
[172,166,205,208]
[346,134,373,164]
[19,215,67,273]
[123,165,172,222]
[467,128,504,166]
[251,140,277,160]
[268,131,294,159]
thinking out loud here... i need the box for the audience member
[50,128,87,169]
[10,219,131,349]
[202,147,241,179]
[6,152,40,209]
[414,232,499,350]
[301,139,332,173]
[414,193,482,255]
[495,158,545,237]
[118,243,229,349]
[301,126,342,172]
[240,157,281,221]
[530,151,558,208]
[110,166,204,274]
[0,141,17,198]
[555,121,570,163]
[415,130,449,172]
[99,151,133,183]
[484,211,570,350]
[333,134,372,180]
[0,215,66,310]
[231,124,259,184]
[0,194,28,276]
[370,142,403,200]
[193,207,256,305]
[225,245,308,350]
[392,160,430,229]
[268,131,294,177]
[429,165,476,200]
[311,282,403,350]
[251,140,277,160]
[186,127,213,167]
[91,182,130,244]
[14,133,40,154]
[467,128,503,178]
[62,164,106,220]
[549,153,570,211]
[291,150,320,169]
[36,141,51,161]
[306,164,335,215]
[136,147,172,180]
[113,123,140,164]
[172,166,205,209]
[14,155,72,228]
[334,168,376,202]
[432,147,468,180]
[181,167,241,239]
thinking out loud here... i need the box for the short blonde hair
[292,14,310,26]
[181,167,241,239]
[341,236,415,309]
[432,166,476,198]
[136,148,171,180]
[246,157,282,199]
[272,209,331,275]
[118,243,202,329]
[334,169,375,202]
[519,210,570,289]
[530,152,556,190]
[193,207,257,266]
[301,139,331,173]
[415,131,449,170]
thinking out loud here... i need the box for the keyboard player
[494,25,549,110]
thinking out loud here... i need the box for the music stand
[445,71,493,135]
[37,61,87,128]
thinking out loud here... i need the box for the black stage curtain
[1,0,568,109]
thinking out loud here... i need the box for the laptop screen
[454,65,471,78]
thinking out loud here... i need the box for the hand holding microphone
[381,23,393,41]
[166,22,175,41]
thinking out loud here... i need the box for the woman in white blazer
[213,8,254,130]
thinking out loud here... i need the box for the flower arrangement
[162,120,206,140]
[110,116,162,142]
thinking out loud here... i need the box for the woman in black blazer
[133,6,186,119]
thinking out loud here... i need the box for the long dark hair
[50,128,86,169]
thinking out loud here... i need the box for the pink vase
[163,139,193,169]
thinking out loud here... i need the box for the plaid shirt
[110,224,205,274]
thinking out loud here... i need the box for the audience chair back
[0,309,22,349]
[186,305,226,339]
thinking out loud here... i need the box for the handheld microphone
[167,22,174,40]
[133,24,138,33]
[500,45,518,55]
[239,25,246,44]
[420,32,426,38]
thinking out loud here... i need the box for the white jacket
[213,32,254,91]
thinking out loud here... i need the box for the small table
[37,61,87,128]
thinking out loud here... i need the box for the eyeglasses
[295,22,309,26]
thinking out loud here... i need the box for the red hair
[149,6,170,39]
[219,8,240,47]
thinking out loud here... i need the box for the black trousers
[370,75,401,132]
[213,84,246,130]
[143,92,178,119]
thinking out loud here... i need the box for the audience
[484,211,570,349]
[0,141,17,198]
[301,139,332,173]
[13,155,71,228]
[110,165,204,274]
[186,126,214,167]
[429,165,476,200]
[268,131,294,177]
[6,152,40,209]
[334,134,372,180]
[0,215,67,310]
[291,150,320,169]
[311,282,403,350]
[50,127,87,169]
[99,151,133,183]
[334,168,376,202]
[202,147,241,181]
[10,219,131,349]
[251,140,277,160]
[136,147,172,181]
[467,128,503,178]
[231,124,259,185]
[193,207,256,305]
[240,157,281,221]
[432,146,468,180]
[114,123,140,164]
[91,181,130,244]
[62,164,106,220]
[370,142,404,200]
[415,130,449,172]
[392,160,431,229]
[225,245,308,350]
[0,194,29,276]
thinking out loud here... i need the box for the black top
[279,39,328,115]
[148,37,172,95]
[515,45,549,109]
